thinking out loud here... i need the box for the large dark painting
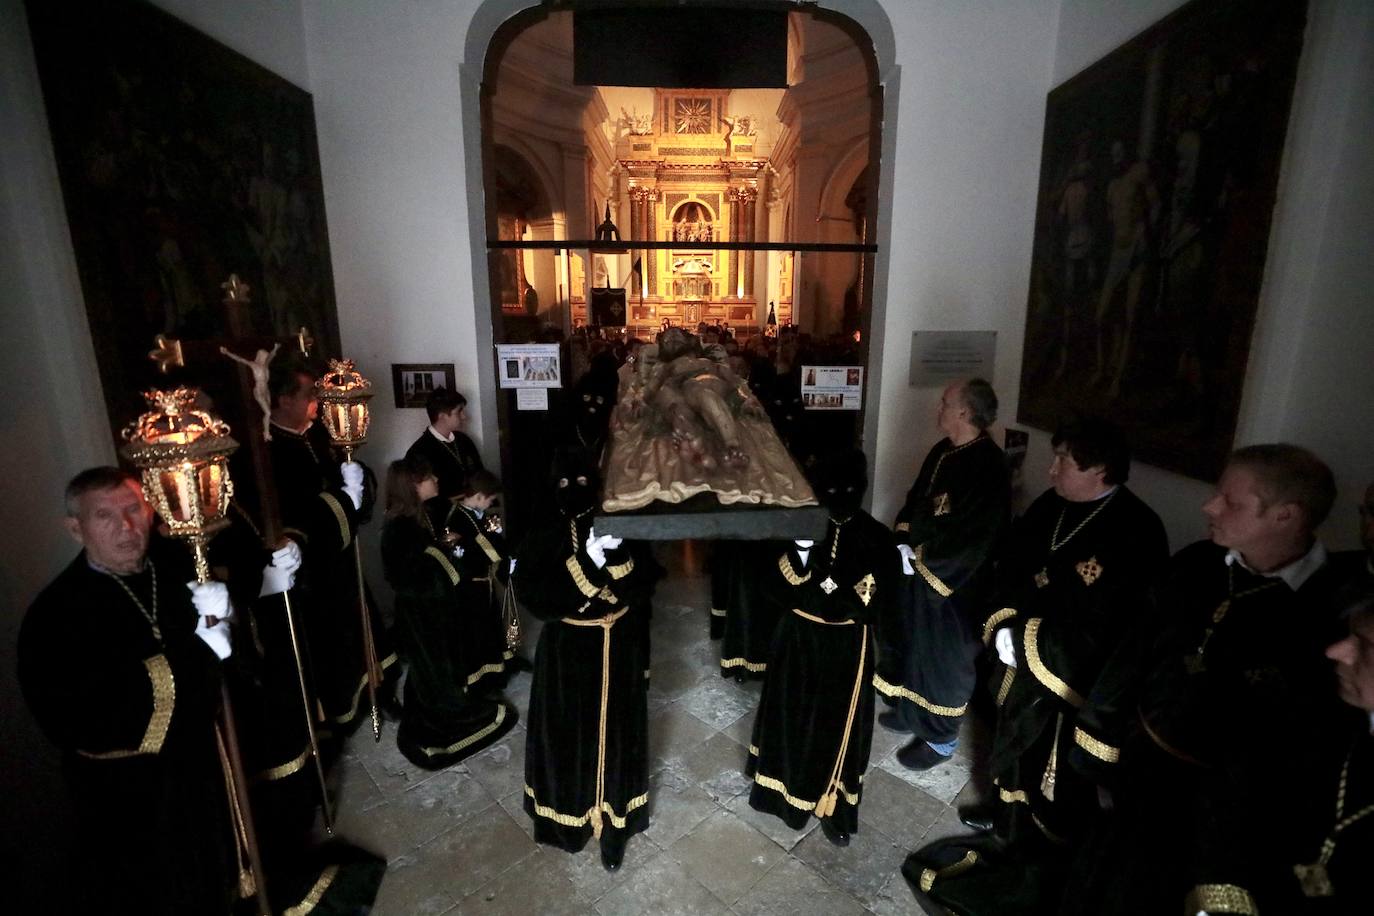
[1017,0,1307,480]
[26,0,341,441]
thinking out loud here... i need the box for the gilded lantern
[316,358,373,457]
[121,387,238,581]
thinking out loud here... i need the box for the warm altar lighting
[316,358,373,458]
[121,387,238,582]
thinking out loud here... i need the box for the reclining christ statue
[601,327,816,512]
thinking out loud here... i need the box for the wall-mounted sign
[496,343,562,389]
[909,331,996,387]
[515,388,549,411]
[801,365,863,411]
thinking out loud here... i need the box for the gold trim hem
[871,674,968,717]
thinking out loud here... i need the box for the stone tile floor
[336,545,986,915]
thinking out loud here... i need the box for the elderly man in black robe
[18,467,237,914]
[877,378,1010,769]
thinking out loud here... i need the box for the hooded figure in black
[745,449,900,846]
[514,446,659,870]
[563,356,619,459]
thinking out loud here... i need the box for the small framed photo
[392,363,456,408]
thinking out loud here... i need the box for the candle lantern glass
[121,387,238,581]
[316,359,373,457]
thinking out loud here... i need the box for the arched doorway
[474,2,888,535]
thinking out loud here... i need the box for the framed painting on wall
[1015,0,1308,480]
[392,363,456,409]
[25,0,342,442]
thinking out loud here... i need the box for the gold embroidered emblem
[819,577,838,595]
[1076,556,1102,586]
[933,492,951,516]
[1034,569,1050,588]
[1294,862,1334,898]
[853,574,876,606]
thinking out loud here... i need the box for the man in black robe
[878,378,1010,769]
[18,467,237,914]
[1054,444,1348,914]
[268,355,396,738]
[963,419,1167,843]
[746,449,899,847]
[515,447,659,871]
[405,386,484,506]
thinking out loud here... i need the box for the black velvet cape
[380,514,516,769]
[746,511,898,834]
[444,503,513,692]
[716,539,787,679]
[880,434,1009,744]
[17,539,234,914]
[515,512,658,855]
[269,422,396,734]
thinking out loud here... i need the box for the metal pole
[281,589,333,833]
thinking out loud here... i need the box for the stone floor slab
[643,766,723,849]
[675,729,753,803]
[730,856,870,916]
[676,678,758,731]
[593,851,733,916]
[666,808,785,905]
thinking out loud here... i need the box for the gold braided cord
[791,607,856,626]
[465,662,507,687]
[523,786,649,829]
[607,558,635,580]
[1049,489,1116,552]
[560,606,629,627]
[565,555,601,598]
[872,674,969,717]
[913,545,953,597]
[720,657,767,673]
[995,666,1015,707]
[815,624,868,818]
[424,546,461,586]
[778,554,811,586]
[283,865,339,916]
[1183,884,1259,915]
[319,492,352,548]
[894,521,911,534]
[418,705,508,758]
[1024,619,1085,707]
[1073,726,1121,763]
[255,745,311,783]
[214,722,256,898]
[982,608,1017,646]
[919,850,979,893]
[327,653,399,725]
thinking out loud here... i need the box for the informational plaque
[496,343,562,389]
[515,388,549,411]
[909,331,996,387]
[800,366,863,410]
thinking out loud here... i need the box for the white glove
[584,529,609,569]
[451,544,465,559]
[340,461,364,511]
[195,616,233,660]
[794,539,815,549]
[509,557,518,576]
[994,627,1017,668]
[898,543,916,576]
[259,540,302,597]
[187,581,231,622]
[601,534,624,552]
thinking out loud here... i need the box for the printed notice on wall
[515,388,548,411]
[496,343,562,389]
[801,366,863,410]
[909,331,996,387]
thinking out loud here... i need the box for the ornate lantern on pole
[121,387,238,583]
[119,387,271,915]
[315,358,373,460]
[315,358,384,740]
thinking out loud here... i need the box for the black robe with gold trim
[983,485,1167,842]
[746,512,897,834]
[268,422,396,734]
[17,540,234,915]
[1057,540,1348,916]
[880,434,1009,744]
[515,513,657,855]
[380,514,517,769]
[445,503,513,692]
